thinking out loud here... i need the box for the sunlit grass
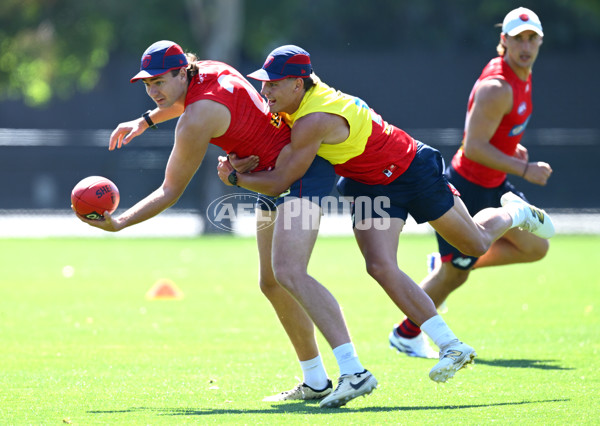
[0,235,598,424]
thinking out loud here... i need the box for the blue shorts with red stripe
[256,155,337,210]
[336,141,456,225]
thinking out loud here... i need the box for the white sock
[332,342,364,376]
[421,315,459,349]
[503,202,527,228]
[299,355,329,390]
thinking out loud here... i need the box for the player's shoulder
[475,77,512,104]
[295,110,340,130]
[195,59,229,72]
[181,98,230,132]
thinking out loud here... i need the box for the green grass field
[1,234,598,425]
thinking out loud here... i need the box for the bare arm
[463,79,551,185]
[463,79,519,172]
[218,113,339,196]
[109,104,185,150]
[78,100,230,231]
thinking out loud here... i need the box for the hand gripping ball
[71,176,120,220]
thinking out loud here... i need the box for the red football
[71,176,120,220]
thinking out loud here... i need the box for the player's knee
[536,240,550,260]
[364,258,395,284]
[272,266,292,288]
[526,239,550,262]
[271,260,306,291]
[456,239,488,258]
[438,262,471,287]
[259,275,279,296]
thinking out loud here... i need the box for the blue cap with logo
[130,40,188,83]
[247,45,312,81]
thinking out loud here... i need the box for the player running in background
[75,40,379,408]
[217,44,554,404]
[389,7,553,358]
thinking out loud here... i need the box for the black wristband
[228,169,238,186]
[142,110,157,130]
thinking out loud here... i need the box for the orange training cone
[146,279,184,300]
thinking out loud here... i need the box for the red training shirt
[452,57,533,188]
[184,61,290,172]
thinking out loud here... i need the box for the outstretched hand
[109,118,147,151]
[72,207,121,232]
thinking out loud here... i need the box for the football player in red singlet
[75,40,385,408]
[217,41,555,403]
[391,7,553,359]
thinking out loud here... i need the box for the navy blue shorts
[336,142,455,225]
[436,164,528,270]
[256,155,337,210]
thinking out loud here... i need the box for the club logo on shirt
[518,101,528,115]
[509,115,531,136]
[383,164,397,177]
[270,113,283,128]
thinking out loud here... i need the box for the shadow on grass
[87,398,570,415]
[476,358,573,370]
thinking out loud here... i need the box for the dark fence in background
[1,51,598,132]
[1,49,599,220]
[1,128,598,216]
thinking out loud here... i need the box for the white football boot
[389,327,438,359]
[319,370,377,408]
[429,340,477,383]
[501,192,555,238]
[263,380,332,401]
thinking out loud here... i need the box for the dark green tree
[0,0,243,106]
[1,0,598,106]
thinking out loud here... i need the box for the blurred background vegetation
[1,0,599,106]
